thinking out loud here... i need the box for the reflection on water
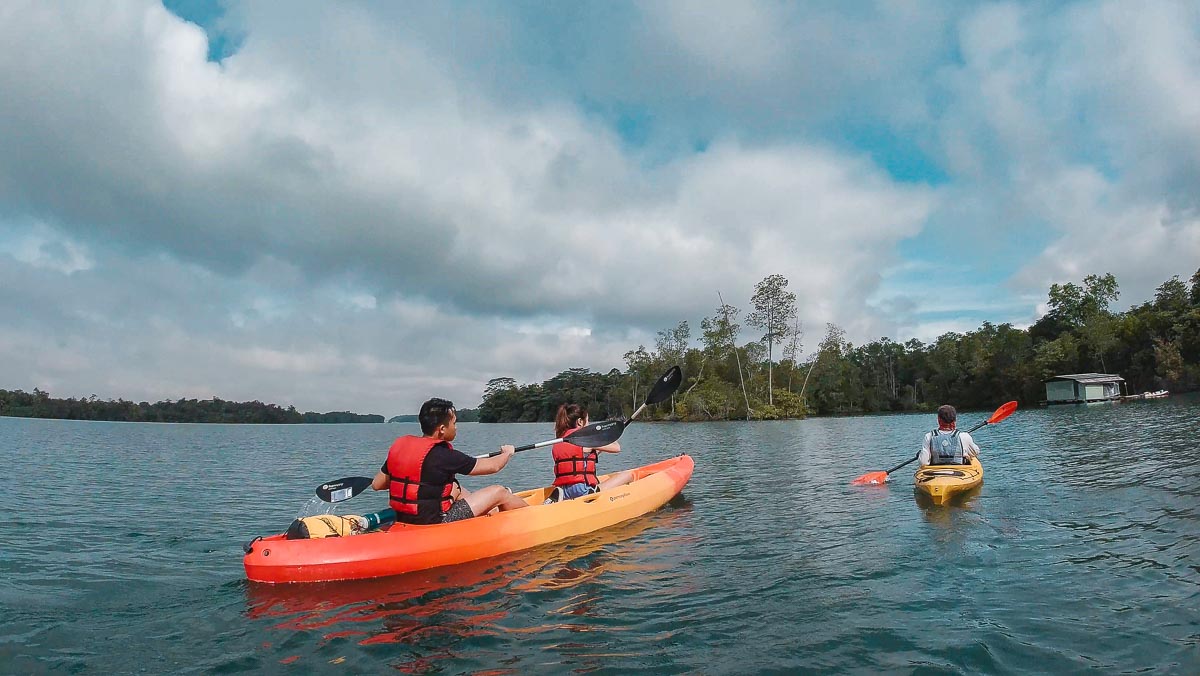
[3,396,1199,673]
[913,484,982,512]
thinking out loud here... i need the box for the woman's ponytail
[555,403,587,438]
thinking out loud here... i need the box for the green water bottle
[354,509,396,533]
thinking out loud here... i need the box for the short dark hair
[419,398,456,435]
[937,405,957,425]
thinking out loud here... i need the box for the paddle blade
[644,365,683,406]
[316,476,373,503]
[850,471,889,486]
[564,418,626,449]
[988,400,1018,424]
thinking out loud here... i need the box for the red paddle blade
[851,471,889,486]
[988,400,1019,424]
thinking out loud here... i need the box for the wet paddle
[473,366,681,460]
[316,476,376,503]
[313,367,683,502]
[850,400,1018,486]
[471,366,680,459]
[626,365,683,425]
[313,419,630,502]
[474,418,626,458]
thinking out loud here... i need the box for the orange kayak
[244,454,694,583]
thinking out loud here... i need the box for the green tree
[1080,313,1118,372]
[1153,337,1185,384]
[1034,334,1081,381]
[1039,272,1120,337]
[1154,276,1189,313]
[700,299,749,414]
[655,320,690,415]
[780,317,804,392]
[746,274,798,407]
[714,293,751,419]
[623,345,654,413]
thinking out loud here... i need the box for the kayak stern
[913,456,983,506]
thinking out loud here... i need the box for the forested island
[4,270,1195,426]
[0,391,384,424]
[478,270,1200,423]
[388,408,479,423]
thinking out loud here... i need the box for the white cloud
[0,221,93,274]
[1,1,1197,414]
[932,1,1200,307]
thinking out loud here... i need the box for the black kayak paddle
[313,418,629,503]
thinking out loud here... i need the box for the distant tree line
[0,391,385,424]
[388,408,479,423]
[479,269,1200,422]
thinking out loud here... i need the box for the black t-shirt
[382,441,477,524]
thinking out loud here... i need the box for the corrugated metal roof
[1047,373,1125,383]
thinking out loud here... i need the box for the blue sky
[1,1,1198,415]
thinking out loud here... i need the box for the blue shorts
[560,483,599,500]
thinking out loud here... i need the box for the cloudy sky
[2,1,1198,416]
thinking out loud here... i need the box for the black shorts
[440,498,475,523]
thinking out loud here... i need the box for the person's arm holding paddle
[374,445,514,490]
[590,439,621,454]
[316,412,638,505]
[960,431,980,460]
[376,398,528,524]
[852,400,1015,485]
[467,445,516,475]
[550,404,635,501]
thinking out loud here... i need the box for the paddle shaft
[475,419,625,458]
[629,401,650,422]
[313,436,571,501]
[477,366,681,458]
[318,366,681,493]
[478,437,556,458]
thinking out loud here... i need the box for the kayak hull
[913,456,983,506]
[244,454,694,583]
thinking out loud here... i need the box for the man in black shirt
[372,398,528,524]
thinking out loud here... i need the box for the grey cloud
[4,1,1197,414]
[0,2,933,333]
[931,1,1200,304]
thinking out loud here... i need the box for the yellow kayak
[913,456,983,505]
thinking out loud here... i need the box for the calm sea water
[2,396,1198,673]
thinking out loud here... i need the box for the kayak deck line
[244,454,694,583]
[913,456,983,506]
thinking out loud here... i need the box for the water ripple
[2,396,1199,672]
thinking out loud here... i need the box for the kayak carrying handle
[243,535,262,555]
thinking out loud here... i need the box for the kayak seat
[543,487,563,505]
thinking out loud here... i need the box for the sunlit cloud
[0,0,1197,414]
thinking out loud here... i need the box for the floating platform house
[1043,373,1126,405]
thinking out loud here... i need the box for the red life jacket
[552,428,599,487]
[384,435,455,519]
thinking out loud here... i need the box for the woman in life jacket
[549,403,636,501]
[918,404,981,467]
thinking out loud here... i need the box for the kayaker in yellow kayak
[548,403,635,501]
[918,405,981,467]
[371,398,528,524]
